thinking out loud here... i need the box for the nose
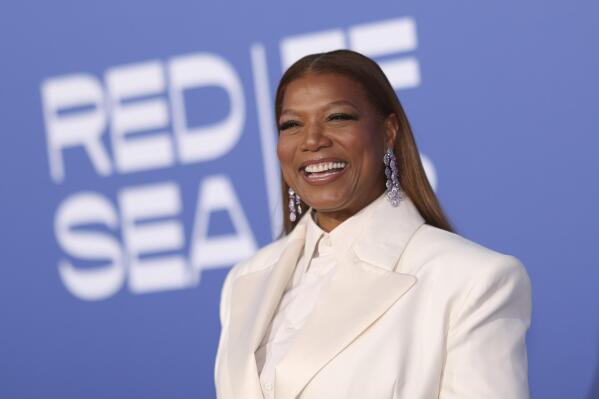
[300,122,332,152]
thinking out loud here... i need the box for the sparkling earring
[288,187,302,222]
[384,148,402,207]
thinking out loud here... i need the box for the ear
[383,113,399,150]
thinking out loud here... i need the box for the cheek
[276,136,291,162]
[276,138,296,177]
[350,133,385,176]
[346,128,385,168]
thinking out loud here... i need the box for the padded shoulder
[399,224,526,281]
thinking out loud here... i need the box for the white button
[264,382,273,391]
[317,236,333,256]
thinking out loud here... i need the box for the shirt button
[322,236,331,247]
[264,382,273,391]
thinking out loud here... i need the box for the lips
[299,158,348,185]
[299,157,347,170]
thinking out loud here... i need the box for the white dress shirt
[254,194,384,398]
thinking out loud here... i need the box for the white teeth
[304,161,346,173]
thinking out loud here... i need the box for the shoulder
[400,224,530,292]
[401,224,531,327]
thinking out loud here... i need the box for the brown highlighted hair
[275,49,453,234]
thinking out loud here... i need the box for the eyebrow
[280,100,360,118]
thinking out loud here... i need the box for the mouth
[299,159,348,185]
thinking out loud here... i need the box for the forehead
[281,73,371,112]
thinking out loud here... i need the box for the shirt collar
[303,211,325,260]
[303,192,388,259]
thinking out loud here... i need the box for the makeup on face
[276,73,390,222]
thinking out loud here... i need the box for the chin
[302,191,351,212]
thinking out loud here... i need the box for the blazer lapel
[274,197,425,399]
[226,220,307,398]
[274,257,416,398]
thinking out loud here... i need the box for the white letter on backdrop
[41,75,111,182]
[190,176,257,282]
[169,53,245,163]
[119,182,191,294]
[55,192,124,300]
[106,61,174,173]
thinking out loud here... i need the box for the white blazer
[214,196,531,399]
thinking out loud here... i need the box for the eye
[328,112,358,122]
[278,120,301,131]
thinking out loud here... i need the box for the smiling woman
[274,51,452,235]
[214,50,531,399]
[276,73,397,232]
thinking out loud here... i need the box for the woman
[214,50,531,399]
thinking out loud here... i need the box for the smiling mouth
[303,161,347,174]
[300,160,348,185]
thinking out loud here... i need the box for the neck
[313,189,386,233]
[313,210,354,233]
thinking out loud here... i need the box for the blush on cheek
[275,141,286,162]
[276,144,295,181]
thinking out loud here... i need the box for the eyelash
[278,113,357,131]
[278,120,299,131]
[328,112,357,121]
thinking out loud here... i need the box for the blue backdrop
[1,1,597,398]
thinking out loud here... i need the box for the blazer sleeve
[213,265,237,398]
[438,255,532,399]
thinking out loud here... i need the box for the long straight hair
[275,49,453,235]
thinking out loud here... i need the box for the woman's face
[277,73,397,218]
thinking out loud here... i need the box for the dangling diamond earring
[384,148,402,207]
[288,187,302,222]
